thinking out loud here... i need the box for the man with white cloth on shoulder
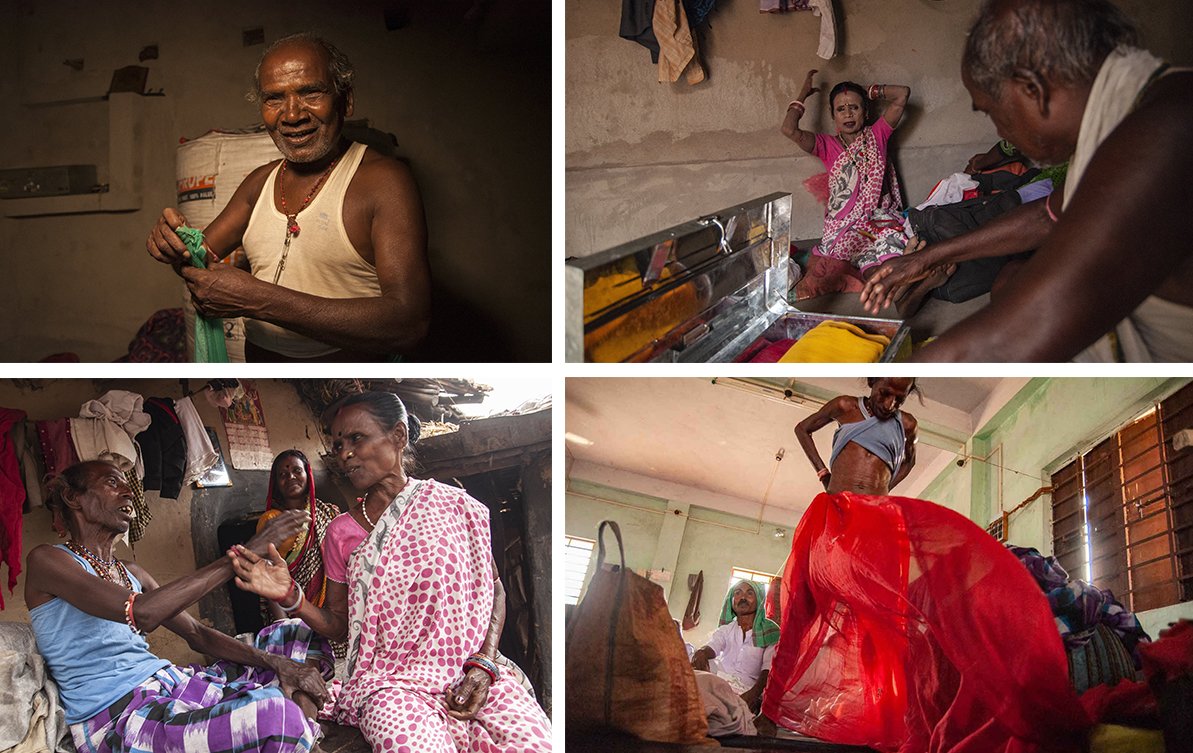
[865,0,1193,362]
[690,580,779,736]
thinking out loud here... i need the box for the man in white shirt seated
[690,580,780,734]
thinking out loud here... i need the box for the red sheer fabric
[761,492,1091,753]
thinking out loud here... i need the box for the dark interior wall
[0,0,550,362]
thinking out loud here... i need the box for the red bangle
[274,579,298,607]
[1045,192,1060,223]
[125,592,144,635]
[868,84,880,100]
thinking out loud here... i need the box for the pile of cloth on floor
[0,622,72,753]
[1008,545,1151,693]
[739,321,890,362]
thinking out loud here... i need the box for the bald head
[963,0,1139,99]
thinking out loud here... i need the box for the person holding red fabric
[762,377,1094,752]
[254,449,344,658]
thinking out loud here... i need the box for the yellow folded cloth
[1087,724,1164,753]
[779,320,890,363]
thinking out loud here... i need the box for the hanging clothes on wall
[175,396,219,486]
[69,390,150,477]
[136,398,187,500]
[0,408,28,609]
[760,0,811,11]
[12,421,44,510]
[761,0,837,60]
[655,0,706,84]
[621,0,661,63]
[34,419,79,481]
[124,470,151,544]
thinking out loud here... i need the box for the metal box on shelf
[565,192,909,362]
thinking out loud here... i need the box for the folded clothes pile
[779,321,889,362]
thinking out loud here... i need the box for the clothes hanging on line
[70,391,150,477]
[136,398,187,500]
[175,397,219,485]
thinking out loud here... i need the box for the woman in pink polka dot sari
[231,392,553,752]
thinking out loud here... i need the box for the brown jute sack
[565,520,710,744]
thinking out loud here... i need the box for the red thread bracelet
[1045,193,1060,223]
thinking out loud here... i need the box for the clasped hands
[146,207,264,318]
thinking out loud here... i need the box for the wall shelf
[1,92,147,217]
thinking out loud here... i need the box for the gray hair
[253,33,355,99]
[963,0,1139,98]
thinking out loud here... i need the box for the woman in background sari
[255,449,344,657]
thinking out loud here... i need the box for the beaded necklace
[273,154,342,284]
[66,540,132,590]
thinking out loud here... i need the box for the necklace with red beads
[66,540,132,590]
[273,153,342,284]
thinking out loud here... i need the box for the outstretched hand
[859,237,932,314]
[443,667,492,720]
[229,543,293,601]
[245,509,309,558]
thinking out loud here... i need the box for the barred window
[1050,382,1193,612]
[563,536,596,606]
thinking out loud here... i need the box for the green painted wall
[566,479,794,647]
[921,378,1184,551]
[565,479,667,575]
[920,377,1193,627]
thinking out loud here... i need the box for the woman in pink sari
[230,391,552,752]
[782,69,912,295]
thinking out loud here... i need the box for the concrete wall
[0,0,549,362]
[0,378,333,665]
[566,0,1193,257]
[919,377,1193,633]
[566,478,793,648]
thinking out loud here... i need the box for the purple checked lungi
[71,619,332,753]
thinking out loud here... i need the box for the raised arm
[873,83,911,129]
[780,69,821,154]
[795,396,848,490]
[913,73,1193,362]
[229,543,349,643]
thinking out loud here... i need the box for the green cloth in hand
[175,225,229,363]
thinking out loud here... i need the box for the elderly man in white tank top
[146,33,430,362]
[902,0,1193,363]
